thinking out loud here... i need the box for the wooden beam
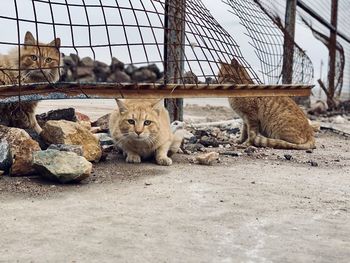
[0,82,313,103]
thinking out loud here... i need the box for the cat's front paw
[126,153,141,164]
[156,156,172,166]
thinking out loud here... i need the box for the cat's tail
[168,130,185,156]
[253,135,316,150]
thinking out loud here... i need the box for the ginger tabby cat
[218,58,315,149]
[109,99,183,166]
[0,31,61,134]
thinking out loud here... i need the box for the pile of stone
[181,125,241,154]
[60,54,163,83]
[0,108,114,183]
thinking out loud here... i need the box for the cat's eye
[30,55,38,61]
[45,57,52,63]
[144,120,152,126]
[127,119,135,125]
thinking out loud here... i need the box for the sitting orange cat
[109,99,183,165]
[0,31,61,134]
[218,58,315,149]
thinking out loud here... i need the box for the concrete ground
[0,99,349,262]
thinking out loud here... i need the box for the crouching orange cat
[109,99,183,165]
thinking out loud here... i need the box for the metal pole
[327,0,338,109]
[282,0,297,84]
[163,0,186,122]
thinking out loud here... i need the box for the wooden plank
[0,82,313,103]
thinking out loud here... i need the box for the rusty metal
[282,0,297,84]
[328,0,338,109]
[0,82,313,103]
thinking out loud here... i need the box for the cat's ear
[115,99,127,113]
[24,31,36,48]
[152,99,163,115]
[49,38,61,49]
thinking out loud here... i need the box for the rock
[76,66,94,78]
[196,152,220,165]
[63,55,76,68]
[333,115,346,124]
[91,113,110,132]
[75,112,91,130]
[69,53,80,65]
[307,100,328,115]
[80,57,94,67]
[199,135,219,147]
[47,144,84,156]
[32,149,92,183]
[144,64,161,79]
[25,129,49,149]
[110,57,125,71]
[95,133,114,146]
[308,160,318,167]
[222,151,241,157]
[284,154,293,160]
[131,68,157,82]
[93,61,109,82]
[244,146,257,155]
[125,64,138,75]
[183,71,198,84]
[184,143,205,153]
[0,170,4,176]
[0,125,41,176]
[227,128,240,134]
[0,139,12,174]
[107,70,131,83]
[36,108,76,127]
[100,145,115,161]
[41,120,102,162]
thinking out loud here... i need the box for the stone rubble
[41,120,102,162]
[32,149,92,183]
[0,125,41,176]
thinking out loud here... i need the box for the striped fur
[218,58,315,150]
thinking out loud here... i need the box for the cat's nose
[135,131,142,136]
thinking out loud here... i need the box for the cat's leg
[156,141,173,166]
[125,151,141,163]
[236,122,248,144]
[32,119,43,134]
[246,120,259,146]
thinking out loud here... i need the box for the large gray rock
[95,133,114,146]
[107,70,131,83]
[47,144,84,156]
[92,113,110,133]
[32,149,92,183]
[0,139,12,174]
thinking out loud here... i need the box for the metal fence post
[282,0,297,84]
[327,0,338,109]
[164,0,186,122]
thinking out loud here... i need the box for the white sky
[0,0,328,86]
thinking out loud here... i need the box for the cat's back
[258,96,313,139]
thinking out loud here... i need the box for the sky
[0,0,328,88]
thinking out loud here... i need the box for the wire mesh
[222,0,314,85]
[297,0,350,99]
[0,0,277,104]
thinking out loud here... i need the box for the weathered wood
[0,82,313,103]
[164,0,186,121]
